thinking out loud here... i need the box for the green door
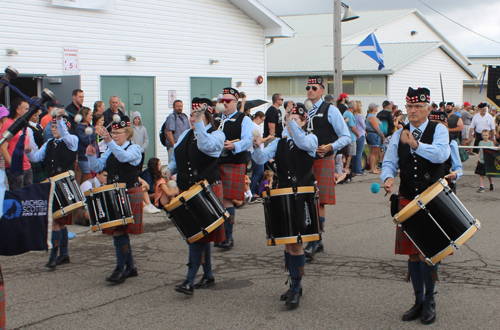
[190,77,231,100]
[101,76,156,167]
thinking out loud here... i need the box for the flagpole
[333,0,342,101]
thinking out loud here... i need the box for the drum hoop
[91,218,134,232]
[165,180,208,211]
[266,186,315,197]
[43,170,75,183]
[53,201,86,219]
[267,233,320,246]
[85,183,127,196]
[394,180,445,223]
[185,216,226,244]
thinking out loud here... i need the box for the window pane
[267,77,291,96]
[355,76,385,95]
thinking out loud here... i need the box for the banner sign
[52,0,115,10]
[486,65,500,108]
[484,149,500,177]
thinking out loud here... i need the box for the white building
[463,56,500,107]
[266,9,475,113]
[1,0,292,164]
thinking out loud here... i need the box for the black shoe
[314,242,324,253]
[280,287,303,301]
[56,255,70,265]
[105,267,126,284]
[304,245,314,259]
[175,280,194,295]
[45,259,57,269]
[285,290,300,307]
[194,274,215,289]
[421,301,436,324]
[218,238,234,249]
[124,265,138,279]
[214,242,221,247]
[402,302,423,321]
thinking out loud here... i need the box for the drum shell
[263,187,320,245]
[47,171,86,219]
[85,184,133,231]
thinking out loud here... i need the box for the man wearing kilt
[212,88,253,249]
[87,117,143,284]
[26,112,78,269]
[302,77,350,259]
[166,98,226,295]
[381,87,450,325]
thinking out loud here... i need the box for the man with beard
[445,102,464,141]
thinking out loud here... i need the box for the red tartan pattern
[220,164,246,200]
[395,196,420,255]
[55,213,74,226]
[312,155,336,205]
[198,182,226,243]
[103,186,143,235]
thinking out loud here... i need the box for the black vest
[29,123,45,148]
[398,121,446,200]
[106,143,139,189]
[44,139,76,177]
[174,128,221,191]
[310,101,338,158]
[214,111,246,164]
[275,138,316,188]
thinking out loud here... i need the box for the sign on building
[168,90,177,108]
[62,46,79,74]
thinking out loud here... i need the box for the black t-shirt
[338,103,347,115]
[264,106,283,138]
[65,102,80,133]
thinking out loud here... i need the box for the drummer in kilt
[87,117,143,284]
[166,98,226,295]
[252,102,318,308]
[381,87,451,324]
[25,111,78,269]
[212,88,253,249]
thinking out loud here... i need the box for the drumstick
[444,170,462,179]
[228,139,240,143]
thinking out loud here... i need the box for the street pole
[333,0,342,101]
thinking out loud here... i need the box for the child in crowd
[258,170,274,196]
[155,167,178,208]
[475,129,494,192]
[232,175,252,208]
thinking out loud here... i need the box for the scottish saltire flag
[357,33,385,70]
[0,179,54,256]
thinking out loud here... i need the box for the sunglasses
[219,98,236,104]
[305,86,318,91]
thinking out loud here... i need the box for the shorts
[462,125,470,139]
[78,160,91,174]
[347,141,356,156]
[366,132,382,147]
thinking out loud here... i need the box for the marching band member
[25,111,78,269]
[381,87,450,325]
[302,77,350,259]
[252,102,318,308]
[86,117,143,284]
[166,98,226,295]
[212,88,253,249]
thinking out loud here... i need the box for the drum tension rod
[474,220,481,230]
[452,242,459,251]
[416,200,426,210]
[270,237,276,246]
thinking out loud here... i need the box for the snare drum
[165,180,228,244]
[394,178,481,265]
[45,171,86,219]
[263,186,320,246]
[85,183,134,232]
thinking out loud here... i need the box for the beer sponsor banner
[52,0,115,10]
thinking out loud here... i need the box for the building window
[355,76,386,95]
[267,77,291,95]
[327,76,355,95]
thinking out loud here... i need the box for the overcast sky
[259,0,500,56]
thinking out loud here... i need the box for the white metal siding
[389,48,471,108]
[1,0,268,164]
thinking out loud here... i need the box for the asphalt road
[1,156,499,329]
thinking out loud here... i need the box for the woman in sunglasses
[252,102,318,308]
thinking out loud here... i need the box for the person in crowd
[342,101,359,173]
[393,110,404,131]
[40,100,61,129]
[103,96,126,128]
[365,103,384,174]
[131,111,149,170]
[377,100,395,163]
[475,129,495,193]
[250,111,271,202]
[353,101,366,175]
[154,167,178,208]
[93,113,107,156]
[0,106,10,188]
[27,109,46,183]
[0,98,32,190]
[93,101,106,115]
[232,175,252,208]
[65,89,84,132]
[138,176,161,214]
[75,107,98,184]
[381,87,450,325]
[86,117,143,284]
[336,92,349,114]
[469,103,495,154]
[264,94,284,138]
[258,170,273,197]
[140,157,160,201]
[163,100,190,163]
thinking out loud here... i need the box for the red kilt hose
[0,265,5,330]
[313,155,336,205]
[55,213,74,226]
[220,163,246,201]
[103,186,143,235]
[394,195,420,255]
[198,182,226,244]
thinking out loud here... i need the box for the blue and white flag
[357,33,385,70]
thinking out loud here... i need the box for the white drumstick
[74,114,82,124]
[304,99,313,111]
[251,129,260,138]
[168,180,177,188]
[105,114,122,130]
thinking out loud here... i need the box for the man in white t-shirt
[469,103,495,153]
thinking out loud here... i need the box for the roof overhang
[267,70,394,77]
[229,0,294,38]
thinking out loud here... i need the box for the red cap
[337,93,348,101]
[464,101,471,106]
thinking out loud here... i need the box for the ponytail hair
[251,111,266,121]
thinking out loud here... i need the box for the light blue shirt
[26,118,78,163]
[343,110,356,142]
[450,139,462,180]
[218,110,253,155]
[381,119,451,183]
[312,100,351,151]
[252,119,318,164]
[168,122,226,174]
[89,140,141,172]
[0,170,5,215]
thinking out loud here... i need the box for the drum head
[395,180,445,223]
[165,180,208,211]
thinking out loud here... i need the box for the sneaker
[68,231,76,240]
[490,184,495,191]
[144,204,161,214]
[250,197,263,204]
[477,187,485,193]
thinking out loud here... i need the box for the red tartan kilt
[313,156,336,205]
[55,213,74,226]
[220,163,246,200]
[395,196,420,255]
[103,186,143,236]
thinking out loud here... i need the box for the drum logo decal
[62,183,75,201]
[495,155,500,171]
[96,199,106,219]
[304,202,311,226]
